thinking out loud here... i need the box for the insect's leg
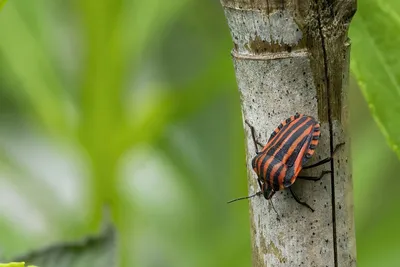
[245,120,265,153]
[289,187,314,212]
[302,157,330,169]
[269,199,280,220]
[303,142,345,169]
[297,171,332,181]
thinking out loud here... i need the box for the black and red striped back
[251,114,320,190]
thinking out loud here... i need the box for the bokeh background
[0,0,399,266]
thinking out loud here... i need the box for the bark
[220,1,357,266]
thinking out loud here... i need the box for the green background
[0,0,399,266]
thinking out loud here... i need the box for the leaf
[13,227,114,267]
[0,263,31,267]
[350,0,400,159]
[0,263,37,267]
[0,2,71,136]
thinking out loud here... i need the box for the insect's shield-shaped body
[251,113,321,200]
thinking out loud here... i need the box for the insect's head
[262,183,275,200]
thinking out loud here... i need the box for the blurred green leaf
[350,78,400,267]
[0,0,6,10]
[0,263,37,267]
[14,228,114,267]
[350,0,400,159]
[122,0,189,69]
[0,2,71,136]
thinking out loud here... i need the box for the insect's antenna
[227,191,262,204]
[269,199,280,218]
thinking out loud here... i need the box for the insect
[228,113,343,212]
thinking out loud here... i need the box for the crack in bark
[316,3,338,267]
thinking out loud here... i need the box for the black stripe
[312,135,319,140]
[251,155,258,169]
[263,157,278,184]
[259,153,271,181]
[309,144,317,150]
[267,116,309,156]
[267,130,278,143]
[268,115,303,143]
[273,164,284,191]
[286,134,309,167]
[303,134,319,166]
[254,153,264,173]
[274,120,314,160]
[284,166,295,187]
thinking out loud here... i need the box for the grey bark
[220,1,357,266]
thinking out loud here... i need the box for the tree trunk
[220,1,357,266]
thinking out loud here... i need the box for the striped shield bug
[228,113,343,212]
